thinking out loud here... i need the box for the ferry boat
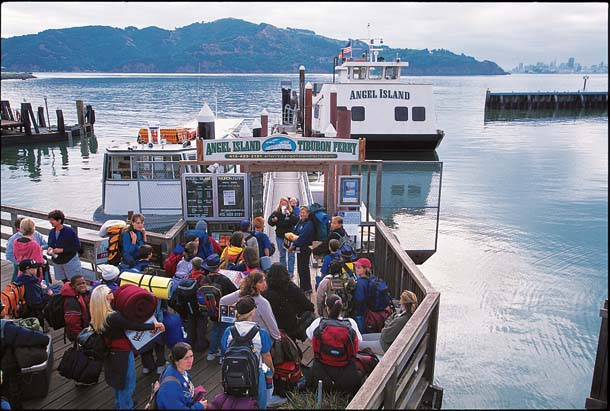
[307,38,444,151]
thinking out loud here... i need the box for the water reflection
[484,108,608,122]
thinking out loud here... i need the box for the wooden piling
[21,103,32,135]
[25,103,39,134]
[1,100,14,121]
[56,109,65,134]
[304,83,313,137]
[37,107,47,128]
[76,100,85,126]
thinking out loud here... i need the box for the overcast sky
[1,2,607,70]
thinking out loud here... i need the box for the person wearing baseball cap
[353,257,373,333]
[14,259,51,326]
[238,219,260,260]
[220,295,279,409]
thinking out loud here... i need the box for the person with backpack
[120,213,147,268]
[61,274,91,343]
[6,216,48,282]
[47,209,82,282]
[174,241,198,281]
[312,215,349,257]
[219,271,281,343]
[359,290,419,357]
[14,259,51,326]
[219,232,245,270]
[241,246,261,276]
[190,257,205,281]
[267,197,298,277]
[130,244,154,273]
[238,220,260,260]
[155,342,207,410]
[306,294,363,395]
[316,260,357,319]
[252,216,273,257]
[288,206,315,295]
[353,258,393,334]
[89,284,165,410]
[1,301,51,410]
[13,218,46,282]
[220,296,278,410]
[198,254,237,363]
[263,263,314,342]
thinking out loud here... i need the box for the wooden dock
[0,100,95,146]
[485,90,608,111]
[1,259,317,409]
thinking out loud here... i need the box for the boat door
[104,154,140,215]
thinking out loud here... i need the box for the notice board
[182,173,249,221]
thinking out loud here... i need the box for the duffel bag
[211,392,257,410]
[364,306,392,334]
[355,347,380,377]
[58,346,102,384]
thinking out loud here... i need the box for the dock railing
[348,220,441,409]
[0,205,187,272]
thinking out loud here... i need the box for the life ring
[15,111,21,121]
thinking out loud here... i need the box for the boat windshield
[106,154,183,181]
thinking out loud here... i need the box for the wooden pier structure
[0,99,95,146]
[485,90,608,111]
[1,204,442,409]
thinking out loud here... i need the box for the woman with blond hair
[359,290,419,357]
[267,196,298,276]
[13,217,46,281]
[90,285,165,410]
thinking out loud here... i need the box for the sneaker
[218,356,223,366]
[206,352,218,361]
[142,367,151,374]
[267,395,288,408]
[156,366,165,374]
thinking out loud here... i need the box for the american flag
[339,40,352,58]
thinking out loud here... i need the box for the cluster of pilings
[485,90,608,111]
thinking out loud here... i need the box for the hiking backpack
[105,224,126,266]
[197,276,224,321]
[327,271,357,316]
[312,318,358,367]
[163,251,183,277]
[168,278,199,318]
[1,282,26,318]
[222,325,260,397]
[43,293,67,329]
[366,276,393,312]
[308,203,330,241]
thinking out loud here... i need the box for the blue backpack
[308,203,330,241]
[366,276,392,312]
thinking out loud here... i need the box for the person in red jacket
[61,274,91,342]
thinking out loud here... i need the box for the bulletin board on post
[337,175,362,208]
[182,172,250,222]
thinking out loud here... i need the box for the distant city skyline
[511,57,608,74]
[1,2,607,70]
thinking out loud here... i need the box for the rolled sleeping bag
[119,271,174,300]
[99,219,126,237]
[113,284,157,323]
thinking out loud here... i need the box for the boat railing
[348,219,442,409]
[282,104,296,126]
[1,205,188,271]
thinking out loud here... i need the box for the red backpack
[312,318,358,367]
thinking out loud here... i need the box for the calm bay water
[1,73,607,408]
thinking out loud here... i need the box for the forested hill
[1,18,508,75]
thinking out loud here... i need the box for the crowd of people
[1,205,420,410]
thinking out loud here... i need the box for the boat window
[314,104,320,119]
[412,107,426,121]
[395,107,409,121]
[385,67,398,80]
[352,106,365,122]
[137,155,182,180]
[368,66,382,80]
[107,155,135,180]
[352,67,367,80]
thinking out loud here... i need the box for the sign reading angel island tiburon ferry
[202,135,363,162]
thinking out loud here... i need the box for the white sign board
[202,135,361,162]
[124,315,164,351]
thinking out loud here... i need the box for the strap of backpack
[230,325,259,346]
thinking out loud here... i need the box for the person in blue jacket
[184,220,214,259]
[156,342,207,410]
[288,206,315,294]
[14,259,51,326]
[47,209,82,282]
[120,213,147,268]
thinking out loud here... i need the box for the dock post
[56,109,65,135]
[76,100,85,127]
[304,82,313,137]
[25,103,39,133]
[37,106,47,128]
[21,103,32,135]
[260,109,269,137]
[330,86,337,129]
[298,65,305,132]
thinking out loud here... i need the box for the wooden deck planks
[2,259,315,409]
